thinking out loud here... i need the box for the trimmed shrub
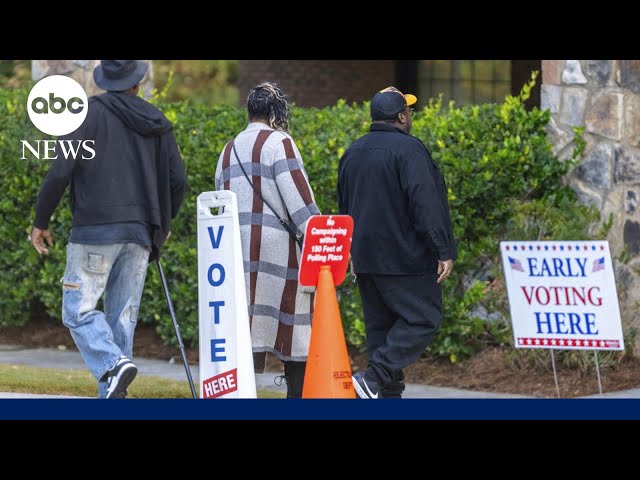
[0,84,55,326]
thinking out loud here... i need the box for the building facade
[238,60,540,108]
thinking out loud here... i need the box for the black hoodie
[34,92,188,260]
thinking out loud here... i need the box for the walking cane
[156,258,198,399]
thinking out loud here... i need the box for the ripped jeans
[61,242,150,398]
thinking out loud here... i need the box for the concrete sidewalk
[2,344,638,399]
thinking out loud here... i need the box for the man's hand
[437,259,454,283]
[31,227,53,255]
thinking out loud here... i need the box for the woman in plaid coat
[215,82,320,397]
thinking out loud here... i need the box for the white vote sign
[197,191,256,398]
[500,241,623,351]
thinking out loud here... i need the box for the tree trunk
[31,60,154,98]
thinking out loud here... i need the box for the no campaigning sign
[500,241,623,351]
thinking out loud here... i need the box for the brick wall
[238,60,395,107]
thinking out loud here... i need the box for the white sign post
[197,191,256,399]
[500,240,623,396]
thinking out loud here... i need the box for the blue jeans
[61,242,150,398]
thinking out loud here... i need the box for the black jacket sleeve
[399,143,458,261]
[33,137,79,229]
[166,133,188,219]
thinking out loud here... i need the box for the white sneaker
[105,356,137,399]
[352,372,379,399]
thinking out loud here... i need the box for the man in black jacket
[338,86,457,399]
[30,60,188,398]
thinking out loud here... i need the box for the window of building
[417,60,512,106]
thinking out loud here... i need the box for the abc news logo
[21,75,95,160]
[31,93,85,114]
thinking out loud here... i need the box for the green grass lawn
[0,364,284,398]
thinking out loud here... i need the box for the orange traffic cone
[302,265,356,398]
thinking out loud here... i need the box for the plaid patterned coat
[215,122,320,370]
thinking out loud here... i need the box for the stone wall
[542,60,640,351]
[32,60,154,98]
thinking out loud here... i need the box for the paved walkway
[2,344,638,399]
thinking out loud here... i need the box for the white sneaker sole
[106,364,138,399]
[352,375,375,399]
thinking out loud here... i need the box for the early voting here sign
[500,241,623,351]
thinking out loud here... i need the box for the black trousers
[357,273,443,398]
[254,353,306,398]
[283,361,305,398]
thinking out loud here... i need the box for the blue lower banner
[3,399,640,420]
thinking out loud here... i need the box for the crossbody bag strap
[231,140,303,248]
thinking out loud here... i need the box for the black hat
[93,60,148,92]
[370,86,418,121]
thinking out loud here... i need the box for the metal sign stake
[550,349,560,398]
[594,351,603,396]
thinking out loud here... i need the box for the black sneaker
[105,356,137,399]
[352,372,380,399]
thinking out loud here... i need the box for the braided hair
[247,82,291,132]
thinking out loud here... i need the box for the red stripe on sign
[516,337,620,349]
[202,368,238,399]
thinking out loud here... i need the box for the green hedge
[0,74,603,361]
[0,87,53,326]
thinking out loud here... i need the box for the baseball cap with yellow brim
[370,86,417,121]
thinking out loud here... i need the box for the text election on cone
[302,265,356,398]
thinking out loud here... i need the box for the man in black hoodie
[30,60,188,398]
